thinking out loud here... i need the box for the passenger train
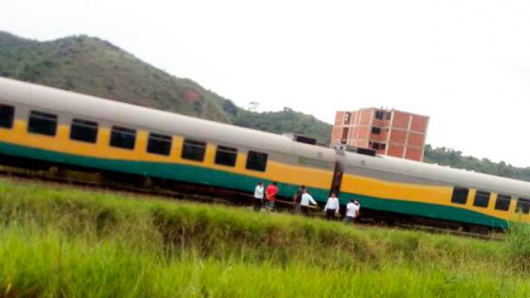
[0,77,529,233]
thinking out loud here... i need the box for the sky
[1,1,530,166]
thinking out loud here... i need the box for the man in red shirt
[265,182,278,212]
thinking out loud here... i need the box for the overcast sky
[1,1,530,166]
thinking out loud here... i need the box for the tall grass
[505,220,530,272]
[0,179,529,297]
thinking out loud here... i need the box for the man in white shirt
[300,189,317,216]
[344,199,360,224]
[324,192,340,220]
[253,182,264,212]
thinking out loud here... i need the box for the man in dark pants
[293,185,306,214]
[265,182,278,212]
[300,189,317,216]
[324,192,340,220]
[343,199,359,224]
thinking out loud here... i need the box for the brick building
[330,108,429,161]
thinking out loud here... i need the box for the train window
[182,139,206,162]
[0,104,14,129]
[110,126,136,150]
[215,146,237,167]
[28,111,57,136]
[246,151,268,172]
[516,198,530,214]
[473,191,490,208]
[495,194,511,211]
[451,187,468,205]
[70,119,98,143]
[147,133,172,156]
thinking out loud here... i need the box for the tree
[248,102,259,112]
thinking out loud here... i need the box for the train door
[330,161,344,196]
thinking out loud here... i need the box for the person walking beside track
[324,192,340,220]
[300,189,317,216]
[253,182,265,212]
[265,182,278,212]
[343,199,360,224]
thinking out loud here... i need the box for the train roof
[342,150,530,197]
[0,77,338,162]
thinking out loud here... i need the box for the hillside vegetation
[0,31,332,144]
[424,145,530,182]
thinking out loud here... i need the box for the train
[0,77,529,233]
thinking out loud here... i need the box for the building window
[385,112,392,120]
[182,139,206,162]
[246,150,268,172]
[473,191,490,208]
[28,111,57,136]
[381,143,386,150]
[516,198,530,214]
[495,194,511,211]
[451,187,468,205]
[371,142,381,150]
[374,110,384,120]
[341,127,349,144]
[70,119,98,143]
[371,127,381,135]
[110,126,136,150]
[215,146,237,167]
[344,112,352,124]
[147,133,172,156]
[0,104,14,129]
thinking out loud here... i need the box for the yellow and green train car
[0,77,528,231]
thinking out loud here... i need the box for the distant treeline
[424,144,530,182]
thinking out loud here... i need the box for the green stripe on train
[339,193,508,229]
[0,142,328,200]
[0,141,508,228]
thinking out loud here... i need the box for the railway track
[0,165,236,205]
[0,165,504,241]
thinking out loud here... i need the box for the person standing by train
[293,185,306,214]
[300,189,317,216]
[265,182,278,212]
[324,192,340,220]
[253,182,265,212]
[354,200,361,222]
[343,199,359,224]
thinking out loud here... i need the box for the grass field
[1,179,530,297]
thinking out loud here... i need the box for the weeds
[0,179,529,297]
[506,220,530,272]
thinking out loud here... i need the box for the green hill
[0,31,332,144]
[0,31,231,122]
